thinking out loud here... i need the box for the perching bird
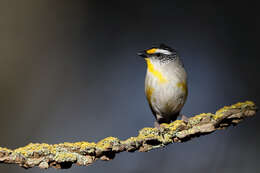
[138,44,188,128]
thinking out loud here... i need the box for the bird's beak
[137,50,147,58]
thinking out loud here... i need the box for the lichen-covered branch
[0,101,257,169]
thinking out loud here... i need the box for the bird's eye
[154,53,161,57]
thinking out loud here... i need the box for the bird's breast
[145,58,168,84]
[144,61,187,116]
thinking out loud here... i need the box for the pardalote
[138,44,188,128]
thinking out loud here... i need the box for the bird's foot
[181,114,189,123]
[154,121,166,133]
[154,121,161,129]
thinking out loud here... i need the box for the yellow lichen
[214,101,255,120]
[122,137,138,144]
[230,101,255,109]
[96,137,119,150]
[73,141,96,151]
[14,143,58,157]
[62,142,75,148]
[188,113,214,125]
[54,152,77,162]
[0,147,13,154]
[0,100,255,167]
[138,128,159,139]
[0,147,12,153]
[137,127,166,144]
[215,106,229,118]
[60,142,96,152]
[161,120,185,131]
[14,143,55,157]
[12,141,98,158]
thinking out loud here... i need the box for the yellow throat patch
[145,58,168,84]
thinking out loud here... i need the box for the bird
[138,44,188,128]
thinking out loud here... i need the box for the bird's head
[137,44,177,63]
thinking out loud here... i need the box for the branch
[0,101,257,169]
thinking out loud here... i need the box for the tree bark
[0,101,257,169]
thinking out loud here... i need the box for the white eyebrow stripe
[155,49,172,55]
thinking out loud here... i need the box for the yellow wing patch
[177,82,188,94]
[146,48,157,54]
[145,86,154,105]
[145,58,168,84]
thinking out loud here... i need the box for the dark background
[0,0,258,173]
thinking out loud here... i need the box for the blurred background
[0,0,258,173]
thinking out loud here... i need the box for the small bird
[138,44,188,128]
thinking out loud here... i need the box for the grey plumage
[138,44,188,127]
